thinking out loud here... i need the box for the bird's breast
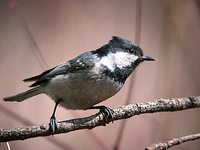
[43,66,123,110]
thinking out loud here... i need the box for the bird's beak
[142,55,156,61]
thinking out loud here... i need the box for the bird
[3,36,156,134]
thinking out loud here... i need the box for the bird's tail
[3,87,42,102]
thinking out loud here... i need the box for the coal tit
[4,36,156,134]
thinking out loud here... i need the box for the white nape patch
[100,54,115,71]
[91,62,101,74]
[100,52,138,71]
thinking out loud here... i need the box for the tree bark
[0,96,199,142]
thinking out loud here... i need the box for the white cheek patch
[100,52,139,71]
[113,51,139,69]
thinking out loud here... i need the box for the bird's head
[97,36,156,70]
[92,36,156,83]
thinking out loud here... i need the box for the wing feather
[24,52,96,87]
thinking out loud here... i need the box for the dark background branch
[0,96,200,143]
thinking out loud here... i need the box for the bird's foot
[49,115,58,135]
[98,106,114,124]
[86,105,114,124]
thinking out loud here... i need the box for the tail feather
[3,87,42,102]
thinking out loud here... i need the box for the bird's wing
[24,51,97,87]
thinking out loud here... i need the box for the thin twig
[0,96,199,142]
[6,142,11,150]
[145,133,200,150]
[9,0,49,70]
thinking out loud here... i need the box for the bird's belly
[43,72,123,110]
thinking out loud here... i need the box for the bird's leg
[86,105,114,124]
[49,99,62,135]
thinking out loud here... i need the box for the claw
[99,106,114,123]
[49,99,61,135]
[49,115,58,135]
[86,105,114,124]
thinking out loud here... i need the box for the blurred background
[0,0,200,149]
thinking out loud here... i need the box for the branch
[0,96,200,142]
[145,133,200,150]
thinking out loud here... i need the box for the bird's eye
[127,48,134,53]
